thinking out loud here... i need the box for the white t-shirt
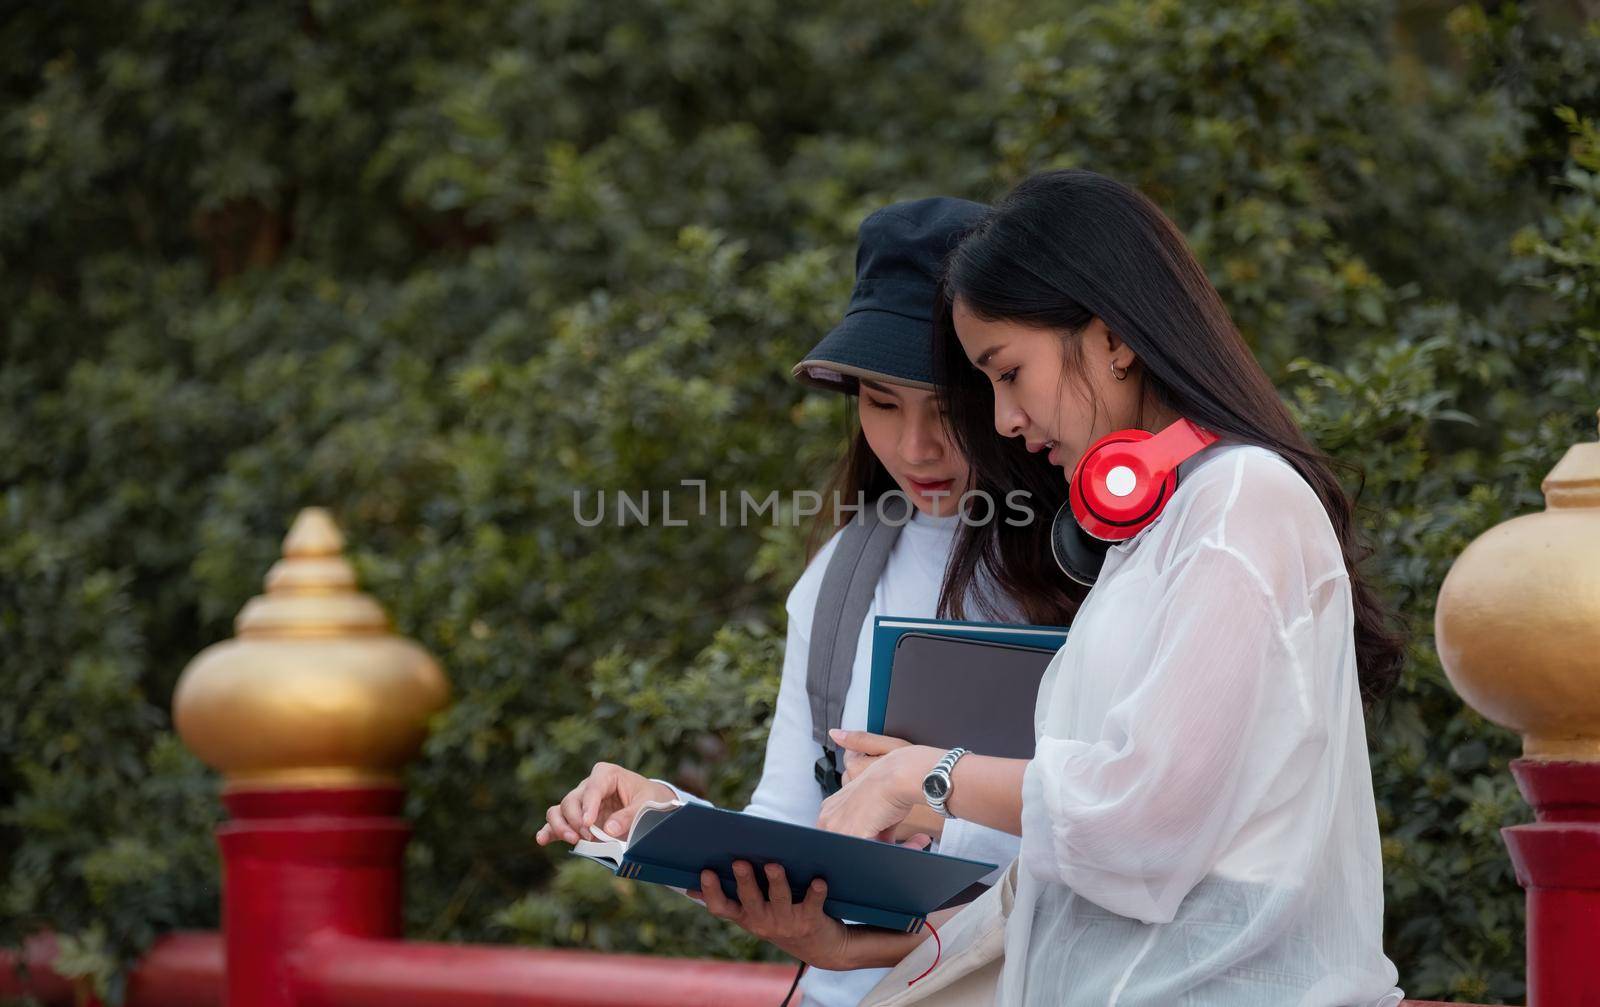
[1001,444,1402,1007]
[674,507,1023,1007]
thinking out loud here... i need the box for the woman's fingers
[699,869,738,919]
[604,798,649,838]
[802,877,828,914]
[541,761,665,847]
[545,802,581,844]
[691,861,846,965]
[764,863,793,907]
[578,764,619,828]
[817,746,920,841]
[731,860,767,923]
[828,729,906,756]
[558,784,591,839]
[841,750,877,784]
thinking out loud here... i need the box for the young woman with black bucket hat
[537,197,1080,1007]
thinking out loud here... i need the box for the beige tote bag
[858,858,1018,1007]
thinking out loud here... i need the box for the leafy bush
[3,2,1597,1003]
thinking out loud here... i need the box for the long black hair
[933,169,1403,705]
[803,418,897,560]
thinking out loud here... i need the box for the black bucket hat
[793,196,989,394]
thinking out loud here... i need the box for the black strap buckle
[813,751,843,797]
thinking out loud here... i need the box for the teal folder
[572,802,995,933]
[867,616,1071,737]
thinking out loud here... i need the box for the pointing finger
[828,729,904,756]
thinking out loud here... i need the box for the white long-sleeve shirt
[673,507,1022,1007]
[1000,444,1402,1007]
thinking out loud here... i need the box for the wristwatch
[922,747,970,819]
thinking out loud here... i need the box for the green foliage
[4,2,1599,1003]
[993,0,1538,368]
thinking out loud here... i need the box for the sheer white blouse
[999,444,1402,1006]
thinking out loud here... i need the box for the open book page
[569,798,683,868]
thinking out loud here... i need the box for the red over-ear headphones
[1051,419,1219,586]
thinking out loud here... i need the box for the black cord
[780,960,808,1006]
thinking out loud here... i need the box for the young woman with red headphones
[772,170,1410,1006]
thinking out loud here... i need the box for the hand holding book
[558,795,962,971]
[562,800,994,932]
[688,859,857,969]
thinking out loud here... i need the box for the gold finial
[173,508,450,789]
[1437,411,1600,760]
[282,506,345,556]
[235,507,386,637]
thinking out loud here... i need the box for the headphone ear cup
[1051,502,1109,587]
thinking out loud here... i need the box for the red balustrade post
[1501,761,1600,1004]
[1437,411,1600,1006]
[171,509,450,1007]
[217,788,411,1007]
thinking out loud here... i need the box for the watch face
[923,774,951,802]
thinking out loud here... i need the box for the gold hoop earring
[1110,361,1129,382]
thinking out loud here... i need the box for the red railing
[0,929,1495,1007]
[1,932,220,1007]
[0,931,798,1007]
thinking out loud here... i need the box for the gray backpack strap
[807,493,910,795]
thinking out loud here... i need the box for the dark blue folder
[572,802,996,933]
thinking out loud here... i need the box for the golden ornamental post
[172,507,450,1007]
[1435,410,1600,1005]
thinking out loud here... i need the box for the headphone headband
[1127,419,1217,475]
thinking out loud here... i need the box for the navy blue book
[572,801,996,933]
